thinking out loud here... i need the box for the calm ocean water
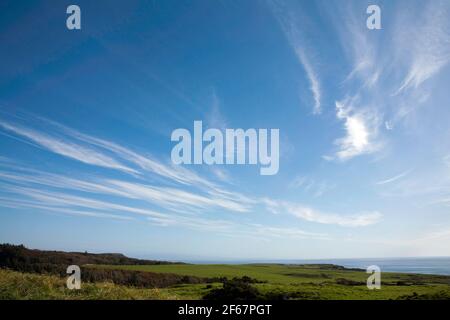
[299,257,450,275]
[188,257,450,275]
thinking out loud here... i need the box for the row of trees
[0,243,179,267]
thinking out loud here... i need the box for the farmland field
[2,263,450,300]
[86,263,450,300]
[2,245,449,300]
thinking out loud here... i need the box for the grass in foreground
[0,269,178,300]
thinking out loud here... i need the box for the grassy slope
[90,264,450,300]
[2,264,450,300]
[0,269,178,300]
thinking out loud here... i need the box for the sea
[186,257,450,276]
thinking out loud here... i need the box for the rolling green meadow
[2,264,450,300]
[86,263,450,300]
[1,245,450,300]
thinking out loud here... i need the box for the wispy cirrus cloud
[375,169,412,186]
[0,158,381,228]
[0,116,215,189]
[284,203,382,227]
[0,173,332,239]
[322,1,448,165]
[206,89,228,131]
[0,120,136,174]
[260,197,381,228]
[317,2,386,161]
[0,167,252,214]
[292,45,322,115]
[3,185,169,219]
[0,196,134,221]
[106,180,252,213]
[34,116,217,188]
[269,0,322,114]
[289,175,335,198]
[250,224,330,240]
[336,4,381,87]
[0,114,382,229]
[394,0,450,94]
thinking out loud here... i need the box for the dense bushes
[203,277,290,300]
[0,269,178,300]
[335,278,365,286]
[397,291,450,300]
[0,244,177,270]
[203,277,264,300]
[81,268,208,288]
[0,244,206,288]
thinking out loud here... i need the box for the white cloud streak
[284,203,382,227]
[0,120,136,173]
[4,186,169,219]
[0,117,216,189]
[0,114,382,229]
[295,48,322,114]
[375,170,412,186]
[0,169,251,214]
[258,198,381,227]
[270,0,322,114]
[289,175,335,198]
[0,164,381,228]
[106,180,252,213]
[0,198,134,221]
[36,116,217,188]
[250,224,330,240]
[395,1,450,94]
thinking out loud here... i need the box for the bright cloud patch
[332,99,380,161]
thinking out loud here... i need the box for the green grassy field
[2,264,450,300]
[87,263,450,300]
[3,244,449,299]
[0,269,178,300]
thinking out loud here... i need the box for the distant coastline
[184,257,450,276]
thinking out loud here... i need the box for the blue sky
[1,0,450,260]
